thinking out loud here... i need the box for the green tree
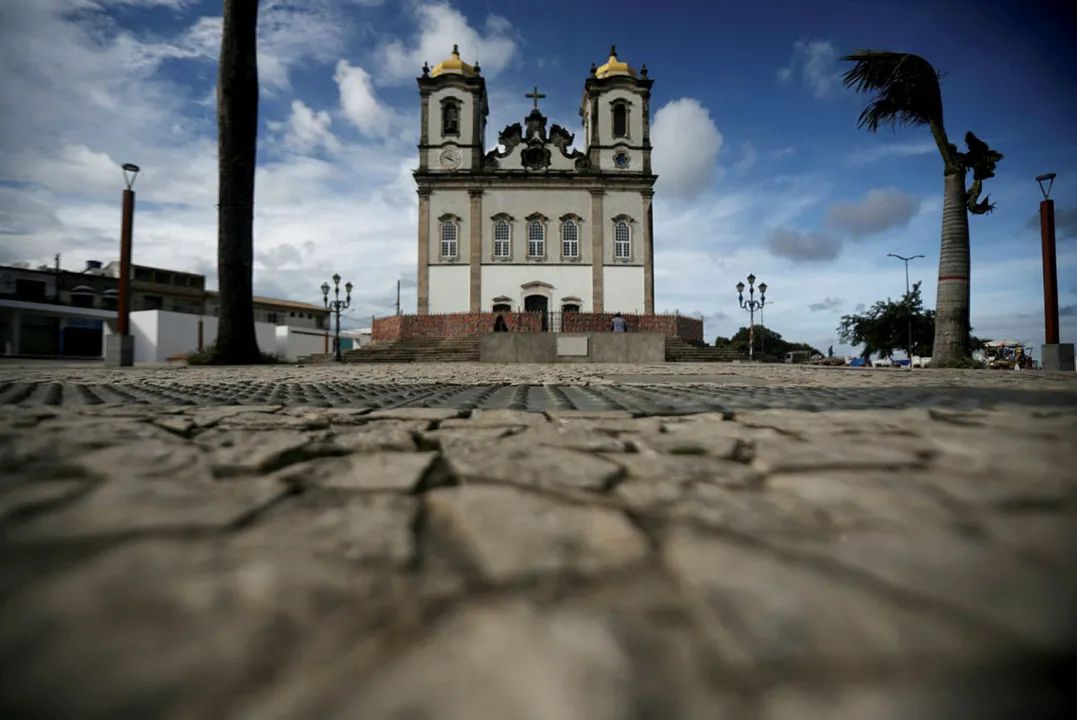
[841,51,1003,367]
[215,0,262,364]
[838,281,990,360]
[718,326,821,358]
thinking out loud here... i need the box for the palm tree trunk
[215,0,261,364]
[932,171,971,365]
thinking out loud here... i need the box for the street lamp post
[105,162,140,368]
[1036,173,1075,371]
[736,274,767,361]
[322,274,352,362]
[887,253,924,367]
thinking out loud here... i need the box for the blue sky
[1,0,1075,357]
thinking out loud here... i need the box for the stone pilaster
[468,189,483,312]
[419,91,430,172]
[417,188,431,314]
[642,191,655,314]
[590,189,605,313]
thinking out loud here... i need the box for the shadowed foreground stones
[1,398,1075,718]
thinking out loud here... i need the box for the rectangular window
[494,221,511,257]
[614,221,631,259]
[561,221,579,258]
[142,294,164,310]
[527,221,545,257]
[441,221,458,258]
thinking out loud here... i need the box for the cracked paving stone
[187,406,284,427]
[605,453,760,487]
[324,421,424,453]
[198,430,323,477]
[270,452,439,493]
[440,409,549,428]
[5,474,286,542]
[421,484,649,583]
[3,419,184,468]
[416,426,517,453]
[663,527,993,668]
[442,445,625,492]
[497,423,631,453]
[751,436,928,474]
[0,479,87,520]
[323,601,640,720]
[617,481,841,537]
[765,470,967,531]
[777,528,1077,649]
[0,541,405,720]
[734,408,932,438]
[553,416,667,435]
[215,411,334,431]
[544,410,635,421]
[314,597,738,720]
[233,492,418,566]
[365,408,464,422]
[981,513,1077,571]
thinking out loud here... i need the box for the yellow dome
[594,45,636,79]
[430,45,478,78]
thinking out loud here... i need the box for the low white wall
[275,326,328,360]
[105,310,301,362]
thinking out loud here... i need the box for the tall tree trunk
[216,0,261,364]
[932,171,971,365]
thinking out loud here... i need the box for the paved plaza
[1,362,1075,717]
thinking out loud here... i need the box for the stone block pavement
[1,362,1075,718]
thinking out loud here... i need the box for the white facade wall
[601,191,646,266]
[479,188,594,264]
[428,266,471,314]
[104,310,287,363]
[593,88,646,148]
[274,326,327,360]
[480,265,592,312]
[603,266,645,314]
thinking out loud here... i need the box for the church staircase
[664,336,747,362]
[329,336,481,363]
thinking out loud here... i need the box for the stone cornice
[414,171,657,192]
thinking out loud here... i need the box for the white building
[415,45,657,316]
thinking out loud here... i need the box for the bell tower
[417,45,489,173]
[579,46,653,174]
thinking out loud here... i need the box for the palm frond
[841,50,945,133]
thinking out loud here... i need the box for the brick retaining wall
[372,312,703,343]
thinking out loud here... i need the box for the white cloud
[272,101,343,154]
[778,39,842,100]
[846,140,938,165]
[826,188,922,239]
[651,98,723,200]
[765,226,843,263]
[335,61,394,137]
[378,2,518,83]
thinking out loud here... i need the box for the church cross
[525,86,546,111]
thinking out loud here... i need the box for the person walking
[493,314,508,332]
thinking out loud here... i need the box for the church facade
[414,46,657,318]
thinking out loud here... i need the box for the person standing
[611,312,627,333]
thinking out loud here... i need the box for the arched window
[527,220,545,257]
[494,219,511,258]
[442,101,460,136]
[492,303,512,313]
[440,221,458,258]
[614,220,631,259]
[561,220,579,258]
[612,104,628,138]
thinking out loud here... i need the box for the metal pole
[117,188,135,335]
[334,304,342,362]
[1041,199,1059,345]
[396,279,401,315]
[887,253,923,365]
[748,304,754,361]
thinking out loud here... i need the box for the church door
[524,294,549,332]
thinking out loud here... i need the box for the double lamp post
[322,273,352,362]
[736,274,767,361]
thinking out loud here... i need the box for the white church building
[414,45,657,317]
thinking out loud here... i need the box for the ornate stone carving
[521,144,551,171]
[548,124,574,152]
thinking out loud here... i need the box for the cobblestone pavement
[1,364,1076,718]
